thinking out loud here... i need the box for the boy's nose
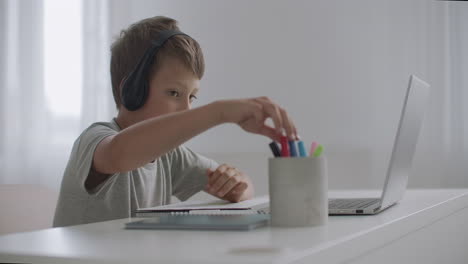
[179,99,191,111]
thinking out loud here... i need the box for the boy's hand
[205,164,254,203]
[214,97,298,142]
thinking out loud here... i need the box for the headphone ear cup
[121,47,156,111]
[121,72,149,111]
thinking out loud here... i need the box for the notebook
[125,214,270,231]
[135,195,269,217]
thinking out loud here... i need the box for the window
[44,0,83,117]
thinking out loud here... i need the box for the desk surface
[1,189,468,264]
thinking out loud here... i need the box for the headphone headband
[152,30,188,47]
[121,30,190,111]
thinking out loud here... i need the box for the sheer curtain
[0,0,114,191]
[445,3,468,184]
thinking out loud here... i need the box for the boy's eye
[169,91,180,97]
[168,90,197,102]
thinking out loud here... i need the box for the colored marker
[280,136,290,157]
[313,144,324,157]
[298,141,307,157]
[269,141,281,157]
[310,141,318,157]
[288,140,298,157]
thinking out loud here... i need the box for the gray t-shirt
[53,119,218,227]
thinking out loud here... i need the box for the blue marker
[288,140,298,157]
[298,141,307,157]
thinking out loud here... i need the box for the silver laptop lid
[379,75,430,209]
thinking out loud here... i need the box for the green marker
[313,144,323,157]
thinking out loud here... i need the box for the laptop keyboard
[328,198,380,209]
[256,198,380,214]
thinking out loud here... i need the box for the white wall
[109,0,463,195]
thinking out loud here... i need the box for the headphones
[121,30,189,111]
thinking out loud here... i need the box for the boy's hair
[110,16,205,109]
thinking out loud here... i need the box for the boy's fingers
[248,101,265,123]
[216,178,239,197]
[263,101,284,135]
[253,97,298,139]
[212,166,226,179]
[210,168,236,193]
[210,164,228,182]
[257,125,281,142]
[225,182,248,202]
[279,108,296,140]
[253,97,283,134]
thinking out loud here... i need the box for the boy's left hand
[205,164,254,203]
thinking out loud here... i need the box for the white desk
[1,189,468,264]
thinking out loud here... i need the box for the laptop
[329,75,430,215]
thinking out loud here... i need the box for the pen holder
[268,156,328,227]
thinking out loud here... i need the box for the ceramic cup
[269,156,328,227]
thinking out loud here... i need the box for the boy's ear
[119,76,128,110]
[119,76,127,92]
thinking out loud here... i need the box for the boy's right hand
[214,97,298,142]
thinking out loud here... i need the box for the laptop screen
[380,75,430,209]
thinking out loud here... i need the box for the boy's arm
[93,97,298,175]
[94,102,222,174]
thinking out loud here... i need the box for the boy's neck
[115,110,138,130]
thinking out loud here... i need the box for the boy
[53,16,298,227]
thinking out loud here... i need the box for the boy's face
[137,56,200,119]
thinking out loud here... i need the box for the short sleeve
[171,146,219,201]
[71,123,118,193]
